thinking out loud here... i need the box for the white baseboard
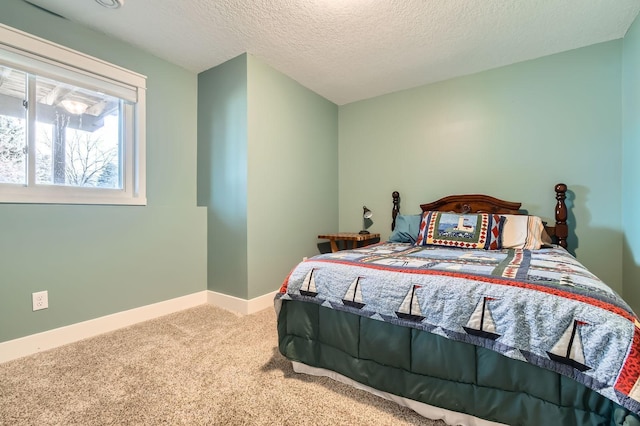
[0,291,208,364]
[207,289,278,315]
[0,290,278,364]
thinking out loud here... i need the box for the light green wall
[247,55,338,299]
[3,0,634,341]
[198,54,338,300]
[0,0,207,342]
[339,41,623,295]
[623,14,640,313]
[198,54,249,298]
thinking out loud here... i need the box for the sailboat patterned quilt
[276,242,640,416]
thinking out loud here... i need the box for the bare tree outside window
[0,115,26,184]
[36,115,120,189]
[66,131,119,187]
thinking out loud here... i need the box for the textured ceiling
[22,0,640,105]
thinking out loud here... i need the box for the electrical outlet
[32,291,48,311]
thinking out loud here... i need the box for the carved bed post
[392,191,400,231]
[554,183,568,249]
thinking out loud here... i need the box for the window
[0,24,146,205]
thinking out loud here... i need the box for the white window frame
[0,24,146,205]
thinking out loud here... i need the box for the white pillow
[501,215,547,250]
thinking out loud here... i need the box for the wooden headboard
[392,183,569,249]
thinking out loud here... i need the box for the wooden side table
[317,232,381,253]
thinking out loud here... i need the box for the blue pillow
[388,214,422,243]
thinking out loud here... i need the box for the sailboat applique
[342,277,365,309]
[299,269,318,297]
[395,285,425,322]
[546,319,591,372]
[558,274,575,287]
[463,297,501,340]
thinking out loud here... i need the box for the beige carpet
[0,304,445,425]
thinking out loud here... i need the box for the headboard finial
[554,183,568,249]
[392,191,400,231]
[555,183,567,194]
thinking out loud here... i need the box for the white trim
[207,290,279,315]
[0,290,278,364]
[134,88,146,200]
[0,23,146,206]
[0,24,146,89]
[0,291,207,364]
[0,185,147,205]
[292,361,508,426]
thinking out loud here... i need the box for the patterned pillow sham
[501,214,548,250]
[415,211,505,250]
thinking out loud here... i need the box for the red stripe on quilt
[311,258,635,322]
[615,327,640,394]
[279,266,297,293]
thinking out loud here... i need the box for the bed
[275,184,640,426]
